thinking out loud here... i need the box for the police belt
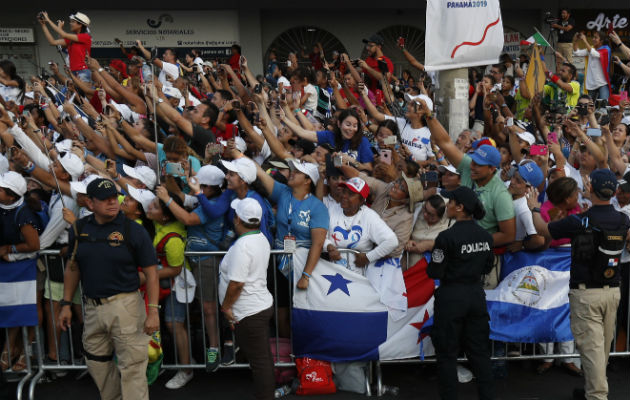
[569,282,620,289]
[84,290,139,306]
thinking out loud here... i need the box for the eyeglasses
[394,178,409,194]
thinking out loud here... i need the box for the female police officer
[427,186,494,400]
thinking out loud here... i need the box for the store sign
[77,10,239,58]
[0,28,35,43]
[503,31,520,59]
[572,10,630,46]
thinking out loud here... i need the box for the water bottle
[274,384,291,398]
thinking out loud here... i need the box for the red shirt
[365,55,393,92]
[212,123,237,142]
[229,54,241,74]
[65,33,92,71]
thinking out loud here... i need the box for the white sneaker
[457,364,473,383]
[165,370,193,389]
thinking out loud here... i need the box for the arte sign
[0,28,35,43]
[572,9,630,46]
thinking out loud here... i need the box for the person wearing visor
[506,161,546,252]
[427,186,495,400]
[324,177,398,274]
[38,11,92,83]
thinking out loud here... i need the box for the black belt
[569,283,620,289]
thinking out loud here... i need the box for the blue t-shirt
[0,204,43,245]
[186,203,225,261]
[316,130,374,164]
[270,182,329,246]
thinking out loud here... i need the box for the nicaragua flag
[0,259,38,328]
[485,248,572,343]
[292,249,434,362]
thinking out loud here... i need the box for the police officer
[58,178,160,400]
[427,186,495,400]
[531,169,630,400]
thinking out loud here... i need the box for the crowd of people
[1,7,630,400]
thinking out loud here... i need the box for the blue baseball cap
[590,168,617,199]
[517,161,543,187]
[470,145,501,168]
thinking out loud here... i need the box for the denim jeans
[588,85,609,102]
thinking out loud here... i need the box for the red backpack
[295,357,336,395]
[139,232,184,310]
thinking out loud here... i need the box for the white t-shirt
[384,116,434,161]
[574,48,607,90]
[158,61,180,87]
[324,205,398,274]
[323,194,339,210]
[303,83,318,112]
[513,196,537,241]
[218,231,272,322]
[0,84,22,104]
[612,197,630,263]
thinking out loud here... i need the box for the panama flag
[485,248,573,343]
[0,259,38,328]
[292,249,435,361]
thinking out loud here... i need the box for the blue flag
[485,248,573,343]
[0,259,38,328]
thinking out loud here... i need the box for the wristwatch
[59,299,73,308]
[531,207,541,213]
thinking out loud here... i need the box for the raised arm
[359,84,386,122]
[420,100,465,168]
[280,115,318,142]
[38,14,66,46]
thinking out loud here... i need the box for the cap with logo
[122,165,157,190]
[0,171,27,197]
[340,177,370,200]
[441,186,485,217]
[516,161,543,187]
[470,144,501,168]
[195,165,225,186]
[590,168,618,199]
[87,178,118,200]
[231,197,262,224]
[404,93,433,112]
[58,152,85,181]
[471,136,497,150]
[287,159,319,185]
[127,184,156,214]
[516,131,536,146]
[221,158,257,184]
[162,86,183,100]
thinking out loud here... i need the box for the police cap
[87,178,118,200]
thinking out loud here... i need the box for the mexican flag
[520,32,550,47]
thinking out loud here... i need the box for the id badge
[283,234,296,252]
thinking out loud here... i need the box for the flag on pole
[520,32,551,47]
[0,259,38,328]
[525,45,547,95]
[485,248,573,343]
[291,249,434,361]
[424,0,504,71]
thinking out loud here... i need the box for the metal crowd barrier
[7,250,630,399]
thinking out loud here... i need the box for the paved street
[7,357,629,399]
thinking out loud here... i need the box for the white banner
[425,0,504,71]
[503,31,521,60]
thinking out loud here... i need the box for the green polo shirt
[457,154,515,233]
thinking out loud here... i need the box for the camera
[254,83,262,94]
[37,11,46,21]
[544,11,558,25]
[576,103,588,116]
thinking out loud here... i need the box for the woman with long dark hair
[281,108,374,171]
[0,60,25,104]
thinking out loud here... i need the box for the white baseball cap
[287,159,319,185]
[0,171,27,197]
[404,93,433,112]
[231,197,262,224]
[438,164,461,175]
[221,158,257,184]
[174,269,196,304]
[122,165,157,190]
[58,152,84,181]
[220,136,247,153]
[195,165,225,186]
[127,184,156,214]
[516,131,536,146]
[163,86,183,100]
[0,153,8,174]
[54,139,73,153]
[70,174,99,198]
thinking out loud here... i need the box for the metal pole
[149,52,161,184]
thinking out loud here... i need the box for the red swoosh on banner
[450,16,501,58]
